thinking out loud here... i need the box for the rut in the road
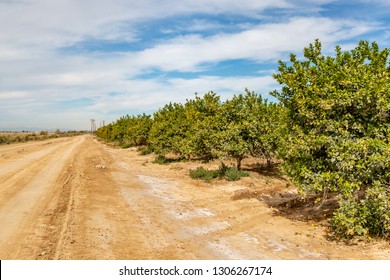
[0,137,84,259]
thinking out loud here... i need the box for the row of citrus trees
[97,40,390,239]
[96,89,285,170]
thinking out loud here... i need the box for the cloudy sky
[1,0,389,130]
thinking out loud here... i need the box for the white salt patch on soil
[169,208,215,220]
[191,221,230,235]
[207,241,245,260]
[238,232,260,244]
[137,175,177,203]
[267,238,292,253]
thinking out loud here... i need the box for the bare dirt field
[0,135,389,259]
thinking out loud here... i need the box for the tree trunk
[236,156,243,170]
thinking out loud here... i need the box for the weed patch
[189,163,249,182]
[153,155,187,164]
[225,167,249,181]
[138,146,154,155]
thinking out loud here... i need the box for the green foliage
[148,102,190,156]
[96,114,152,148]
[241,90,286,167]
[211,89,283,169]
[97,90,281,170]
[189,163,250,182]
[138,145,154,155]
[189,167,222,182]
[126,114,153,146]
[210,94,250,169]
[272,39,390,238]
[152,155,171,164]
[152,155,187,164]
[331,186,390,238]
[225,167,250,181]
[147,92,222,160]
[182,92,221,159]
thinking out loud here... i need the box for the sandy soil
[0,135,389,260]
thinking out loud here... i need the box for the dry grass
[0,131,86,145]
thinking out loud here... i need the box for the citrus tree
[148,102,190,156]
[125,114,152,146]
[183,92,221,160]
[211,89,282,169]
[96,114,152,148]
[242,89,286,167]
[272,39,390,238]
[211,93,249,169]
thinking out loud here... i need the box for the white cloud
[0,0,289,48]
[87,75,278,122]
[130,17,377,72]
[0,0,386,130]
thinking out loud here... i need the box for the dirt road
[0,135,389,259]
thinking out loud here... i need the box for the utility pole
[90,119,96,133]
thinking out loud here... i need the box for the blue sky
[0,0,389,130]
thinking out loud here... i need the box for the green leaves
[210,89,284,169]
[273,39,390,238]
[331,186,390,238]
[96,114,152,148]
[148,102,189,155]
[97,90,282,171]
[146,90,282,170]
[148,92,221,158]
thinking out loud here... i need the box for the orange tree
[211,89,284,169]
[272,40,390,238]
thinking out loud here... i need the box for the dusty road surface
[0,135,389,259]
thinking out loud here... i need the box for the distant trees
[96,114,152,148]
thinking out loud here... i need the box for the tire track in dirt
[0,140,68,177]
[0,138,69,161]
[0,139,82,207]
[0,136,85,259]
[54,138,157,260]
